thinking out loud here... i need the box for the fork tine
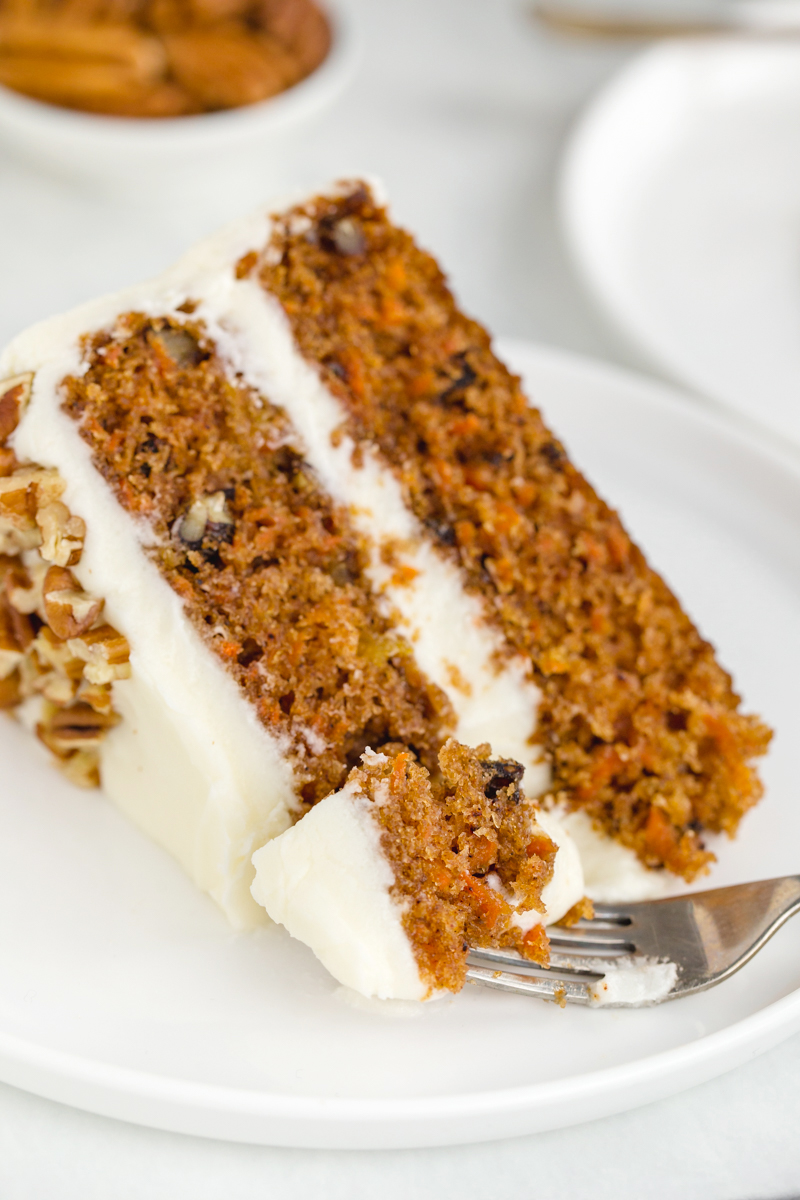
[547,927,635,954]
[467,946,607,978]
[588,902,637,923]
[465,963,594,1005]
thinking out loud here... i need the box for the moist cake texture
[248,184,772,881]
[61,313,451,806]
[0,199,558,932]
[0,179,771,997]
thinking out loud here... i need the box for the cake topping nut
[324,217,366,257]
[0,604,24,679]
[0,373,33,442]
[42,565,104,640]
[36,501,86,566]
[67,624,131,685]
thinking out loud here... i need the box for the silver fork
[466,875,800,1007]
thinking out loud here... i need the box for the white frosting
[557,808,674,902]
[251,777,428,1001]
[0,183,672,950]
[589,957,678,1007]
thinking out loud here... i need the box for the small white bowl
[0,2,358,203]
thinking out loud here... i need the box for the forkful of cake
[466,875,800,1006]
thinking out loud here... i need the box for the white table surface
[1,1,798,1195]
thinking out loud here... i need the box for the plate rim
[1,984,800,1148]
[4,338,800,1149]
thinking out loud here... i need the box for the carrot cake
[0,179,770,998]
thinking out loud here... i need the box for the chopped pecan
[32,626,86,680]
[42,565,103,639]
[41,674,77,704]
[37,700,120,755]
[17,652,49,700]
[321,215,365,257]
[0,466,64,514]
[0,602,24,679]
[0,466,69,554]
[0,470,41,549]
[67,623,131,684]
[0,669,20,709]
[177,490,234,545]
[0,591,33,659]
[0,519,40,555]
[36,501,86,566]
[0,373,33,444]
[60,748,101,789]
[153,326,203,368]
[0,553,20,583]
[76,678,114,714]
[6,558,46,617]
[0,444,124,791]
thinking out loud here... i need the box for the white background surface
[1,0,798,1195]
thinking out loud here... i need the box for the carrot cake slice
[0,179,770,997]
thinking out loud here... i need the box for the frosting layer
[252,777,428,1001]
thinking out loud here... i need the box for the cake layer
[249,182,772,881]
[62,312,450,806]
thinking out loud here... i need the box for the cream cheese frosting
[558,809,674,903]
[6,295,298,929]
[589,958,678,1006]
[251,776,430,1001]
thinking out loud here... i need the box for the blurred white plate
[561,41,800,444]
[1,340,800,1149]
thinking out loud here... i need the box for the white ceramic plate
[561,41,800,445]
[2,339,799,1149]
